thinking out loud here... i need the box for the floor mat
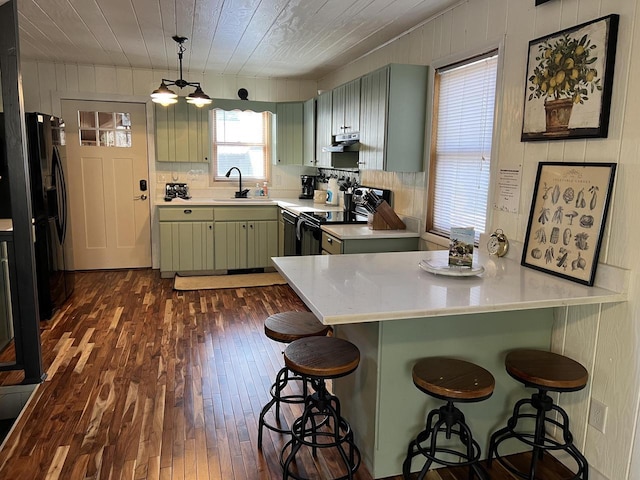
[173,272,287,290]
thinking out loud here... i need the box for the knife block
[370,201,406,230]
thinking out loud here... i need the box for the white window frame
[211,109,272,183]
[424,41,505,248]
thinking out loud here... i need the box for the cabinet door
[275,102,304,165]
[331,83,346,136]
[316,91,333,167]
[155,98,210,163]
[214,221,247,270]
[303,98,316,167]
[160,221,214,272]
[247,220,278,268]
[332,79,360,135]
[343,78,361,134]
[360,67,388,171]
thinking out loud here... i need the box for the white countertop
[272,250,627,325]
[158,196,344,213]
[321,224,420,240]
[159,197,420,239]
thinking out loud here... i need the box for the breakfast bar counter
[272,250,627,478]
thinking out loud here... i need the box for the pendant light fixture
[150,35,212,107]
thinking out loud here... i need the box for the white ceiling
[16,0,460,79]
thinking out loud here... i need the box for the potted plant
[527,33,600,133]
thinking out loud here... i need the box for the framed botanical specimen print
[522,162,616,286]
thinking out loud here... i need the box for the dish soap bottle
[255,183,263,197]
[262,181,269,198]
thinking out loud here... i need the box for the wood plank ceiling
[15,0,460,79]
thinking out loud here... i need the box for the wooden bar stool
[258,311,332,449]
[488,349,589,479]
[280,336,361,480]
[402,357,495,480]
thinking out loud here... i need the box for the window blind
[430,53,498,242]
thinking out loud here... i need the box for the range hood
[322,132,360,153]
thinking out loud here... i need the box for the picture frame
[521,14,619,141]
[521,162,616,286]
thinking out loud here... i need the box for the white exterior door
[61,100,151,270]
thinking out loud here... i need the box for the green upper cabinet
[275,101,304,165]
[155,97,210,163]
[359,64,429,172]
[315,91,333,167]
[332,78,360,136]
[303,98,316,167]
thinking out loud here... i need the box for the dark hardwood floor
[0,269,575,479]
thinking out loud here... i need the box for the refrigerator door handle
[52,146,67,244]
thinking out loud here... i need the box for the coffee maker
[299,175,316,199]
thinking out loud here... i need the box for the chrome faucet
[225,167,250,198]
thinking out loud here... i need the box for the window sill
[422,232,449,250]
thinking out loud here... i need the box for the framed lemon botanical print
[522,162,616,286]
[521,14,619,141]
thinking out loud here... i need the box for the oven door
[298,217,322,256]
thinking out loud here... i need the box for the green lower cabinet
[321,231,418,255]
[159,221,214,275]
[214,220,278,270]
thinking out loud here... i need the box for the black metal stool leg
[258,365,310,449]
[403,402,485,480]
[281,377,360,480]
[488,389,589,480]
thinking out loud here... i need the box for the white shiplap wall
[319,1,640,479]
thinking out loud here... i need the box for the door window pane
[78,111,132,147]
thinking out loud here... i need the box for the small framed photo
[522,162,616,286]
[449,227,475,267]
[521,14,619,141]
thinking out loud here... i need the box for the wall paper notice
[494,168,522,213]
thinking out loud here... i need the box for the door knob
[134,194,148,200]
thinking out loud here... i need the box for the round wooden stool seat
[258,312,331,450]
[488,349,589,479]
[281,336,361,479]
[412,357,495,402]
[264,311,331,343]
[505,349,588,392]
[284,336,360,379]
[403,357,495,479]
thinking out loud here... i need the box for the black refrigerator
[0,112,73,320]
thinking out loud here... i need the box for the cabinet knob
[184,209,192,214]
[327,238,332,244]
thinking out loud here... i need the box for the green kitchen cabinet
[155,97,210,163]
[332,78,360,135]
[159,207,215,277]
[315,91,333,167]
[359,64,428,172]
[321,231,418,255]
[214,207,278,270]
[303,98,316,167]
[275,102,304,165]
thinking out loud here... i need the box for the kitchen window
[427,52,498,243]
[212,109,271,181]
